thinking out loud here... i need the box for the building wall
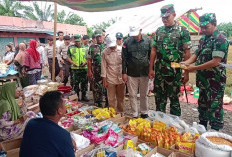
[0,32,50,58]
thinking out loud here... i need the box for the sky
[24,0,232,27]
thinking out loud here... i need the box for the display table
[0,74,22,88]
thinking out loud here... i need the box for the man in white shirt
[56,31,64,48]
[36,40,47,68]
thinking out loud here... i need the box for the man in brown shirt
[101,35,125,112]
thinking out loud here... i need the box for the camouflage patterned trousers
[71,69,88,97]
[198,87,225,130]
[154,72,182,116]
[93,69,108,107]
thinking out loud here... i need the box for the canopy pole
[52,3,57,82]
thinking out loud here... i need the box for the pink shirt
[101,46,124,85]
[24,51,41,72]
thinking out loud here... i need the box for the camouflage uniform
[67,36,88,99]
[153,4,191,116]
[88,37,107,107]
[196,13,229,130]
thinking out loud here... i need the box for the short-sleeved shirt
[3,51,15,62]
[20,118,75,157]
[59,43,70,60]
[195,29,229,90]
[152,22,191,76]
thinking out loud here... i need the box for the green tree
[24,2,53,21]
[65,13,86,26]
[0,0,32,17]
[57,10,66,23]
[91,17,118,30]
[218,22,232,38]
[87,27,93,37]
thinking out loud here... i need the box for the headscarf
[14,43,26,66]
[26,40,40,62]
[0,82,21,121]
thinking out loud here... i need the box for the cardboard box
[170,144,194,157]
[69,94,78,101]
[108,113,122,121]
[172,152,193,157]
[75,144,95,157]
[110,116,132,125]
[145,147,174,157]
[1,138,22,157]
[27,103,40,113]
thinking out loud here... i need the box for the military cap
[116,32,123,39]
[199,13,217,27]
[74,34,81,41]
[63,35,70,40]
[94,29,102,37]
[160,4,175,17]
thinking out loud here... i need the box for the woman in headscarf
[14,43,29,88]
[0,82,35,141]
[23,40,41,85]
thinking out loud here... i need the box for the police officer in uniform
[182,13,229,130]
[149,4,191,116]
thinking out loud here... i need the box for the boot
[81,95,89,102]
[199,120,208,130]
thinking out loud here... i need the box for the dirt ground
[84,91,232,135]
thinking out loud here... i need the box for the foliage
[24,2,53,21]
[218,22,232,38]
[91,17,118,30]
[0,0,32,17]
[56,10,86,26]
[87,27,93,37]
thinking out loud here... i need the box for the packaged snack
[124,140,135,150]
[177,142,195,154]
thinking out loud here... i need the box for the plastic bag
[148,110,185,132]
[105,129,119,147]
[196,132,232,151]
[71,132,90,150]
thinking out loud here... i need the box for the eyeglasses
[117,38,122,40]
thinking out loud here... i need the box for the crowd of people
[0,4,229,156]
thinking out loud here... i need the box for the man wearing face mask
[122,25,151,118]
[149,4,191,116]
[101,35,125,113]
[182,13,229,131]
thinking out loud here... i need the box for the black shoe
[141,114,148,119]
[81,96,89,102]
[199,120,208,129]
[77,94,81,101]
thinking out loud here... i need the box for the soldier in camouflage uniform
[182,13,229,130]
[87,30,107,107]
[149,4,191,116]
[67,34,89,102]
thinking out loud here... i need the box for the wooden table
[0,74,22,89]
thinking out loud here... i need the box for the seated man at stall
[0,82,35,141]
[20,91,75,157]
